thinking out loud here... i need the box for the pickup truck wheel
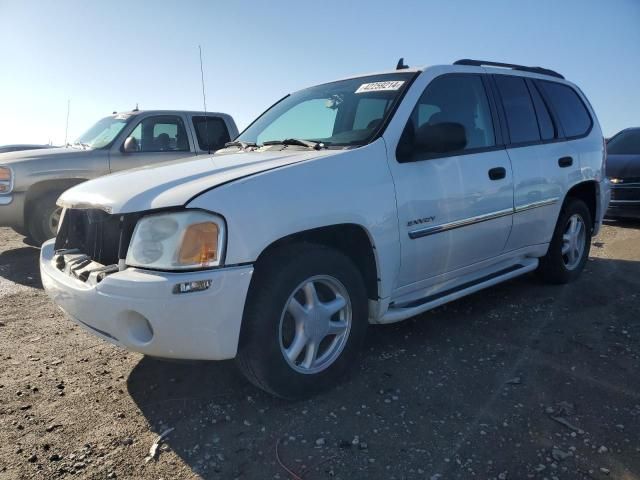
[236,244,368,399]
[537,198,592,284]
[11,226,27,237]
[27,192,63,246]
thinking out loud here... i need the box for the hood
[0,146,91,165]
[58,149,340,214]
[606,154,640,180]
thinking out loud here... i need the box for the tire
[11,226,27,237]
[27,192,63,246]
[236,243,368,399]
[537,197,592,284]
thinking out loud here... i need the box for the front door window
[123,116,189,153]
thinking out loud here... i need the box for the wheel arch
[252,223,381,302]
[24,178,88,224]
[564,180,598,229]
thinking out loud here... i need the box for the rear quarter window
[538,81,592,138]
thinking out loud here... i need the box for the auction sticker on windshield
[355,81,405,93]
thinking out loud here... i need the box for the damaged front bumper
[40,239,254,360]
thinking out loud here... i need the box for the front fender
[186,140,401,299]
[12,150,110,193]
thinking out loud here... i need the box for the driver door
[110,114,194,172]
[386,73,514,290]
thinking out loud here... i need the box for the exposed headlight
[0,166,13,194]
[126,211,225,270]
[609,178,624,184]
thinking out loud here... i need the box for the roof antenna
[133,103,139,112]
[198,44,211,155]
[396,57,409,70]
[64,99,71,147]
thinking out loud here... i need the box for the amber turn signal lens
[178,222,219,266]
[0,167,11,182]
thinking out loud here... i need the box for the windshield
[74,115,132,149]
[236,72,416,147]
[608,129,640,155]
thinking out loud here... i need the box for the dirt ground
[1,222,639,480]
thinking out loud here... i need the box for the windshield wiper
[224,141,257,149]
[263,138,326,150]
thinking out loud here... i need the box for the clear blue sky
[0,0,638,145]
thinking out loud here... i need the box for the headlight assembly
[0,166,13,194]
[126,210,225,270]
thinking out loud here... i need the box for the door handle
[558,156,573,168]
[488,167,506,180]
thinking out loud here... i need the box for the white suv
[40,59,608,399]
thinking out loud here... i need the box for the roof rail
[453,59,564,79]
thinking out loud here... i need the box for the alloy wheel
[561,213,586,270]
[278,275,352,374]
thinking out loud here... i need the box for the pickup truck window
[75,116,130,149]
[192,116,231,151]
[125,115,189,152]
[236,72,415,147]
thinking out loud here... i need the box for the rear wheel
[537,198,592,284]
[236,244,368,399]
[27,192,63,246]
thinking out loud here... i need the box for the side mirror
[123,136,139,153]
[397,122,467,162]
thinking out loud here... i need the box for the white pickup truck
[40,60,608,399]
[0,110,237,244]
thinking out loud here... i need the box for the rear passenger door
[387,73,514,289]
[492,74,581,251]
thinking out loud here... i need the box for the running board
[378,258,539,324]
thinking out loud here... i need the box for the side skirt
[377,258,539,324]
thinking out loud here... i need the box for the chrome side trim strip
[408,197,560,240]
[408,208,513,239]
[514,197,559,213]
[610,199,640,205]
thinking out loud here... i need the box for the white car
[40,59,608,399]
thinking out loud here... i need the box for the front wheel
[537,197,592,284]
[236,244,368,399]
[27,192,63,246]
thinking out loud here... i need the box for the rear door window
[494,75,540,144]
[192,116,231,151]
[528,82,555,141]
[538,81,592,138]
